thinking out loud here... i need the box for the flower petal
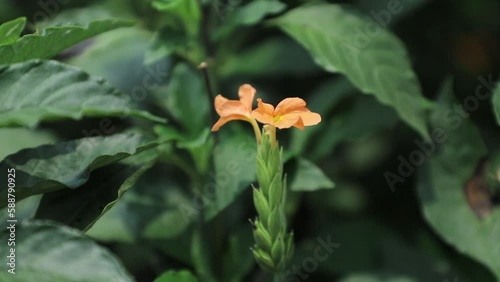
[293,116,305,130]
[274,114,301,129]
[252,98,275,125]
[218,100,250,118]
[238,84,256,112]
[298,111,321,126]
[275,97,307,116]
[276,111,321,129]
[214,95,229,116]
[211,115,250,131]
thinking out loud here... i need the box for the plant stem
[250,118,262,144]
[198,62,216,126]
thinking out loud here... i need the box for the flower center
[273,115,283,123]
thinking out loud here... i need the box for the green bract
[252,129,294,274]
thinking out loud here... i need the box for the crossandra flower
[211,84,256,131]
[251,97,321,129]
[211,84,262,142]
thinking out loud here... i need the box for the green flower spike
[251,125,294,278]
[210,85,321,280]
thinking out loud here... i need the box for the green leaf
[229,0,286,25]
[145,26,188,65]
[35,150,158,231]
[0,18,134,65]
[178,128,214,174]
[66,27,159,90]
[417,80,500,280]
[154,270,198,282]
[0,17,26,45]
[0,221,133,282]
[137,179,195,240]
[289,158,334,192]
[0,128,56,160]
[274,4,431,138]
[205,130,257,220]
[0,133,157,208]
[152,0,201,37]
[88,165,195,242]
[159,63,209,135]
[36,6,117,27]
[0,195,41,229]
[0,60,165,128]
[154,125,214,174]
[214,0,286,39]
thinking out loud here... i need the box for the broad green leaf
[0,221,133,282]
[0,60,165,128]
[340,273,417,282]
[177,129,214,174]
[227,0,286,25]
[0,195,41,229]
[154,270,198,282]
[152,0,201,37]
[417,81,500,280]
[147,0,204,65]
[66,27,162,92]
[145,26,188,65]
[133,177,194,240]
[85,202,135,243]
[214,0,286,39]
[274,4,431,138]
[311,95,399,160]
[205,129,257,220]
[0,133,157,208]
[0,17,25,45]
[159,63,209,135]
[88,165,195,242]
[0,18,134,65]
[37,6,116,27]
[155,125,214,175]
[0,128,56,160]
[154,66,214,174]
[35,150,157,231]
[289,158,334,192]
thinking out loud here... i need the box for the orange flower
[252,98,321,129]
[211,84,256,131]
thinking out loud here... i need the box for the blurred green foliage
[1,0,500,281]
